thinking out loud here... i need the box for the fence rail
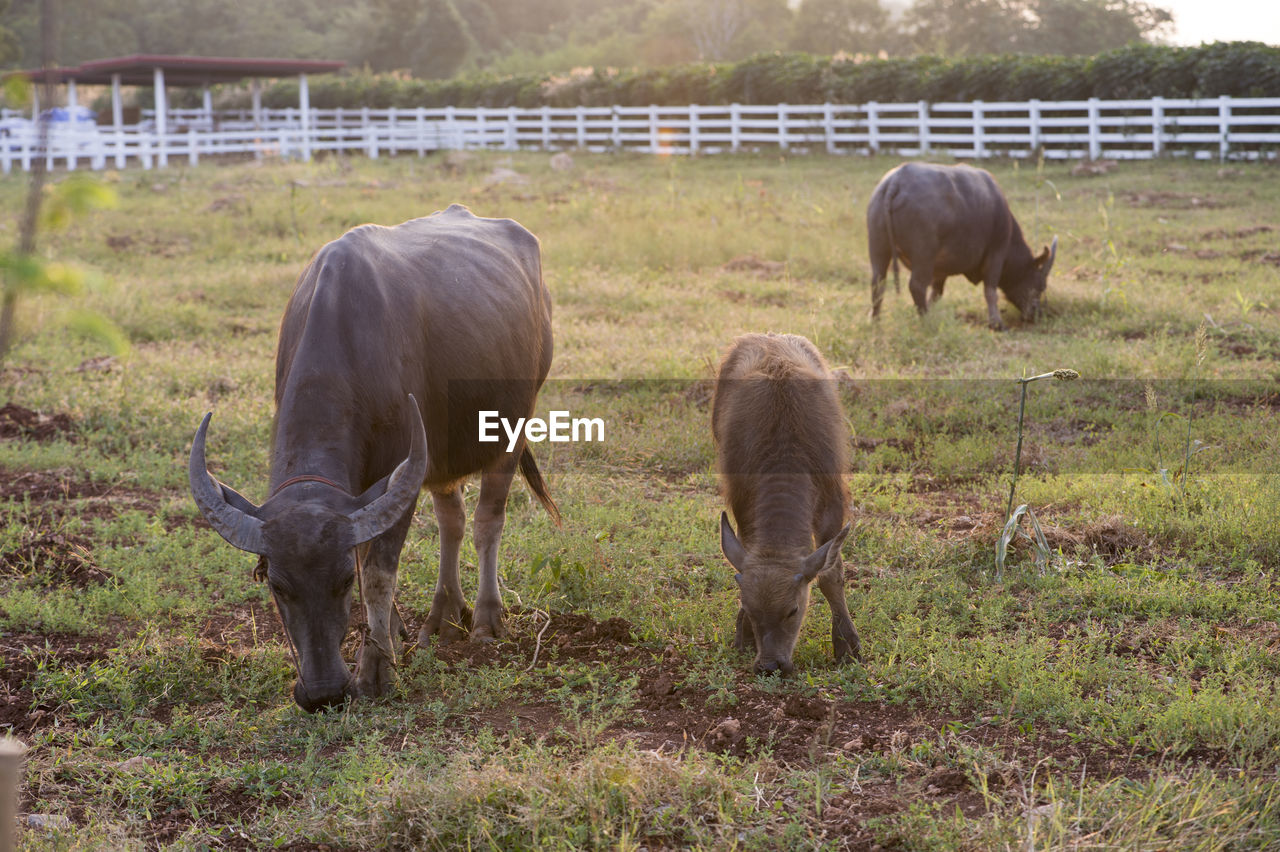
[3,96,1278,173]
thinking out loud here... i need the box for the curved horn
[348,394,428,545]
[189,412,268,554]
[1043,236,1058,277]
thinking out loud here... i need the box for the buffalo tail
[520,447,561,526]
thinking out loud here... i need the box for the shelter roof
[17,55,345,86]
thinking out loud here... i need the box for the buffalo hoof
[989,321,1008,332]
[354,646,395,700]
[469,603,508,643]
[420,600,473,645]
[832,618,862,663]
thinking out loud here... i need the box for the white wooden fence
[3,96,1278,173]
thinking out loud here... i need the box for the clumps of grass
[997,368,1080,576]
[370,742,750,850]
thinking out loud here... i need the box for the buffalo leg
[354,507,414,698]
[981,257,1007,330]
[420,485,472,644]
[929,275,947,305]
[470,453,521,642]
[815,506,861,662]
[908,266,935,315]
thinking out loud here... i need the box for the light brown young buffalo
[712,333,860,676]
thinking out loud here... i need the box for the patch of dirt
[1240,249,1280,266]
[1121,191,1222,209]
[0,403,76,443]
[0,527,108,587]
[718,288,787,307]
[720,254,787,279]
[0,630,117,738]
[1199,224,1274,240]
[145,779,287,847]
[0,467,167,528]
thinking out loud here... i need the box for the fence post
[363,107,377,159]
[445,105,457,148]
[0,143,9,175]
[188,126,198,166]
[610,106,621,151]
[823,102,835,154]
[576,106,586,150]
[507,106,519,151]
[973,100,985,158]
[1218,94,1230,162]
[476,107,487,150]
[1088,97,1101,160]
[867,101,879,155]
[416,107,426,156]
[648,105,659,153]
[690,104,700,154]
[917,100,930,155]
[1,737,26,852]
[1151,95,1163,157]
[542,106,552,150]
[114,126,126,169]
[778,103,789,152]
[1028,98,1041,157]
[730,103,741,153]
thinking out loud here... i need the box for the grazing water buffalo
[867,162,1058,330]
[189,204,557,712]
[712,333,860,676]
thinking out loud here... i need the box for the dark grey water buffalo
[189,204,557,712]
[712,333,860,676]
[867,162,1058,330]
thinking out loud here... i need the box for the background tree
[791,0,890,55]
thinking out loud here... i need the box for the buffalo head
[188,397,428,712]
[720,512,849,677]
[1007,236,1058,322]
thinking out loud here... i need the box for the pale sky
[1162,0,1280,46]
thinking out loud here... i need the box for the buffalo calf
[867,162,1057,330]
[712,333,860,676]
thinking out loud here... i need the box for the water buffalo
[189,204,557,712]
[867,162,1058,330]
[712,333,860,676]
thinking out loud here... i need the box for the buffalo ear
[800,524,851,582]
[720,511,747,572]
[1038,236,1059,277]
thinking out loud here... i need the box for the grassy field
[2,148,1279,850]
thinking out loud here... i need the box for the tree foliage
[0,0,1184,76]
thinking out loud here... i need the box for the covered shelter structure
[17,54,344,167]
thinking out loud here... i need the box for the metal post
[251,78,262,130]
[153,65,167,167]
[649,105,658,153]
[824,102,835,154]
[730,103,741,153]
[416,107,425,156]
[867,101,879,155]
[689,104,699,154]
[778,103,788,151]
[298,73,311,162]
[575,106,586,150]
[542,106,552,150]
[111,72,124,168]
[66,78,78,170]
[507,105,518,151]
[1,737,27,852]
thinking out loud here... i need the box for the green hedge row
[242,42,1280,110]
